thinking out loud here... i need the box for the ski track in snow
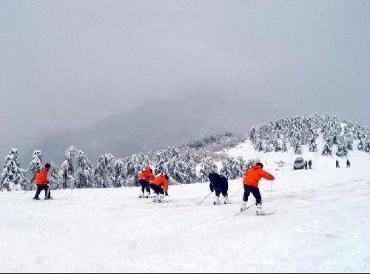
[1,142,370,272]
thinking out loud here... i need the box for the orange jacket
[243,165,274,188]
[35,168,49,185]
[151,175,169,192]
[138,168,154,182]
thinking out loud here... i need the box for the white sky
[1,0,369,155]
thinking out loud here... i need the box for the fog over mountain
[1,1,369,165]
[30,92,286,165]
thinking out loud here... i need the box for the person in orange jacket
[150,173,169,203]
[33,163,52,200]
[241,162,275,215]
[137,167,154,198]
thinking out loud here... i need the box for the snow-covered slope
[0,143,369,272]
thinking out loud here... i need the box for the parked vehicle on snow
[294,157,305,170]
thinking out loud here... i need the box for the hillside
[2,114,370,192]
[31,93,284,165]
[0,146,369,272]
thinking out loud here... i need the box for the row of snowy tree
[1,145,253,192]
[249,115,370,157]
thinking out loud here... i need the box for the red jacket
[151,175,169,192]
[35,168,50,185]
[243,165,274,188]
[138,168,154,182]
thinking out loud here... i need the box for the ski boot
[33,197,40,200]
[213,196,221,205]
[139,192,145,198]
[153,194,160,203]
[223,196,232,204]
[256,203,264,216]
[240,202,248,212]
[158,194,165,203]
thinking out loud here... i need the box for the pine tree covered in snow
[48,162,59,190]
[4,115,368,192]
[55,146,94,189]
[220,157,254,180]
[94,154,115,188]
[28,150,43,190]
[75,151,94,188]
[249,115,370,157]
[1,149,27,191]
[58,159,74,189]
[198,158,218,182]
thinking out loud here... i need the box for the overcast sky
[1,0,369,156]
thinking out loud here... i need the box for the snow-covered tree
[336,144,348,158]
[309,139,318,152]
[294,143,303,155]
[28,150,43,190]
[220,157,253,180]
[198,158,218,182]
[112,159,127,188]
[75,151,93,188]
[58,159,74,189]
[48,162,59,190]
[249,115,369,157]
[94,154,115,188]
[322,143,333,156]
[1,149,26,191]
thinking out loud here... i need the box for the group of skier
[137,167,169,203]
[208,162,275,215]
[32,161,275,215]
[304,160,313,169]
[336,159,351,168]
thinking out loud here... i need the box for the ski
[233,204,254,216]
[256,211,276,216]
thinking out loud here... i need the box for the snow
[1,141,370,272]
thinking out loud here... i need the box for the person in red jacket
[33,163,52,200]
[150,173,169,203]
[241,162,275,215]
[137,167,154,198]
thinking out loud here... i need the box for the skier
[346,159,351,168]
[208,173,231,205]
[137,167,154,198]
[304,161,308,170]
[308,160,312,169]
[150,173,169,203]
[336,160,340,168]
[33,163,52,200]
[241,163,275,215]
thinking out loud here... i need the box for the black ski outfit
[208,173,229,198]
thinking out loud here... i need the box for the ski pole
[219,185,243,203]
[196,191,212,206]
[269,182,273,200]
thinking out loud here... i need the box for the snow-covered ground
[1,141,370,272]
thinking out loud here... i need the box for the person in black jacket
[346,159,351,168]
[208,173,231,205]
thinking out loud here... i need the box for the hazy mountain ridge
[31,93,284,165]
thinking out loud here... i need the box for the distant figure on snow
[241,163,275,215]
[137,167,154,198]
[208,173,231,205]
[33,163,52,200]
[308,160,312,169]
[336,160,340,168]
[346,159,351,168]
[304,161,308,169]
[150,173,169,203]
